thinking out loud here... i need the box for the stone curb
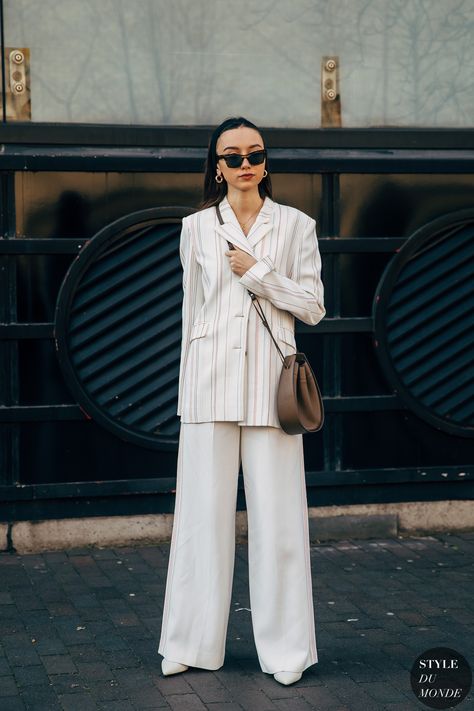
[4,499,474,553]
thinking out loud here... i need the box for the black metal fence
[0,127,473,521]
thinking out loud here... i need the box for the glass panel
[272,174,321,221]
[19,421,177,484]
[4,0,474,127]
[340,174,474,238]
[14,172,321,237]
[303,430,324,472]
[17,254,75,322]
[340,334,389,396]
[342,411,474,469]
[340,253,392,317]
[14,172,203,238]
[18,340,73,404]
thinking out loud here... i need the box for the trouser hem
[261,656,319,675]
[158,645,225,671]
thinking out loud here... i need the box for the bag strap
[249,293,286,365]
[216,204,286,365]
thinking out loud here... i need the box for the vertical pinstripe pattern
[177,197,325,427]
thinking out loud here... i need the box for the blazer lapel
[246,197,274,249]
[215,197,254,255]
[215,196,274,255]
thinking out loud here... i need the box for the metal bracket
[321,56,341,128]
[4,48,31,121]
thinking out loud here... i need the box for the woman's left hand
[225,247,257,277]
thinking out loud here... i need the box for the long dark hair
[200,117,272,209]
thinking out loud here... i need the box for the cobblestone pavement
[0,531,473,710]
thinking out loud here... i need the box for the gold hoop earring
[263,169,268,178]
[215,173,223,184]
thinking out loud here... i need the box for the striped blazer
[177,196,325,427]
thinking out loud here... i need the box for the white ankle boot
[161,658,189,676]
[273,670,302,685]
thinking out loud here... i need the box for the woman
[158,117,325,686]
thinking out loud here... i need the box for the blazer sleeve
[238,215,325,325]
[176,217,204,416]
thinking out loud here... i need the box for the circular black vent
[55,207,192,450]
[374,209,474,438]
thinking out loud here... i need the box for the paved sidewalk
[0,532,473,710]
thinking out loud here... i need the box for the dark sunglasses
[216,149,267,169]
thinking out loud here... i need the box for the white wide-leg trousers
[158,422,318,674]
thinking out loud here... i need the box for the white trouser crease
[158,421,318,673]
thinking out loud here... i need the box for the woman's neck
[226,188,263,216]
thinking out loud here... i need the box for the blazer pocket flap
[278,326,296,348]
[190,322,209,341]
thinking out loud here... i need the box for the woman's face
[215,126,266,195]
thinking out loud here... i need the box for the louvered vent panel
[374,214,474,437]
[55,209,189,449]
